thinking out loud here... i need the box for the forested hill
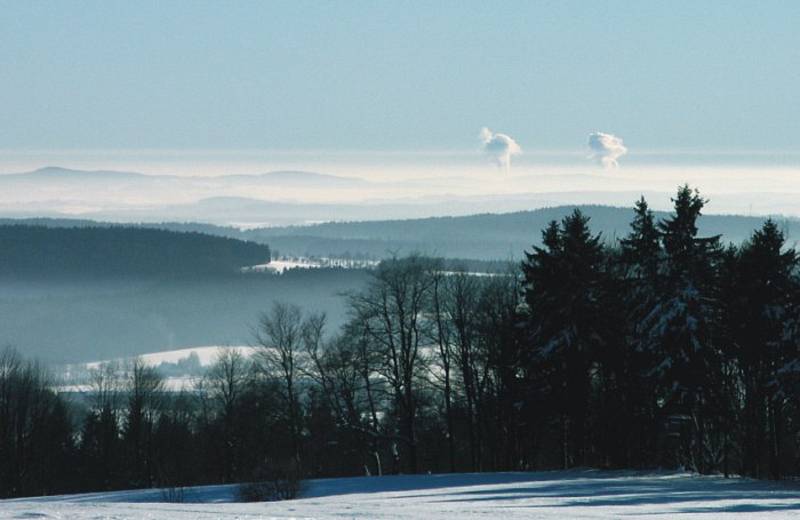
[0,225,270,277]
[246,205,797,260]
[2,205,795,261]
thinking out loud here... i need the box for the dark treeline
[3,185,800,499]
[0,225,270,277]
[3,204,792,261]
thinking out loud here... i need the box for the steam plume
[480,127,521,171]
[588,132,627,168]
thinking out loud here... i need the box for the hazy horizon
[0,149,798,225]
[3,2,799,223]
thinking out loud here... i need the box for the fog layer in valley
[0,270,367,364]
[2,151,800,226]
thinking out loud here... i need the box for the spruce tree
[620,197,661,281]
[618,197,663,466]
[726,219,799,478]
[522,209,609,468]
[644,185,723,472]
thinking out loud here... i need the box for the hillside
[0,225,372,363]
[0,225,270,277]
[3,470,798,519]
[245,205,797,260]
[4,206,794,261]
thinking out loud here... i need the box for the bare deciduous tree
[429,267,456,472]
[123,357,165,487]
[348,255,437,473]
[203,348,251,481]
[254,302,305,466]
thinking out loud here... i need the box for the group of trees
[0,349,74,497]
[2,184,800,499]
[520,187,800,477]
[0,225,270,277]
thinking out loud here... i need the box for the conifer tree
[617,197,663,466]
[522,209,609,467]
[644,185,722,472]
[725,219,799,478]
[620,197,661,281]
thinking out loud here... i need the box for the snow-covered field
[243,257,379,274]
[57,346,253,393]
[2,470,799,519]
[83,345,252,369]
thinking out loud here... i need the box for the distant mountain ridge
[4,166,800,227]
[3,166,368,185]
[7,166,150,181]
[238,170,368,186]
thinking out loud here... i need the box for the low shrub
[237,462,303,502]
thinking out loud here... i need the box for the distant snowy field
[84,345,251,369]
[3,470,800,519]
[57,346,253,393]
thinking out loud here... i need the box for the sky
[1,0,799,153]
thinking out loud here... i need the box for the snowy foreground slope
[2,470,800,519]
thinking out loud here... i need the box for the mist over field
[0,271,367,363]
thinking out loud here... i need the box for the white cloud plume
[480,127,521,171]
[588,132,628,168]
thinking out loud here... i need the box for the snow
[84,345,252,369]
[242,257,379,274]
[58,375,204,393]
[3,470,800,519]
[58,346,254,394]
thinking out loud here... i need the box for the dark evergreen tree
[617,197,663,466]
[0,348,76,498]
[724,220,800,478]
[522,209,611,468]
[80,407,123,490]
[620,197,662,281]
[643,185,723,472]
[121,359,165,488]
[478,270,525,470]
[152,392,197,488]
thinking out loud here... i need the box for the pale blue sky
[1,1,798,152]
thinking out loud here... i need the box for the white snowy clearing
[2,470,800,519]
[83,345,252,369]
